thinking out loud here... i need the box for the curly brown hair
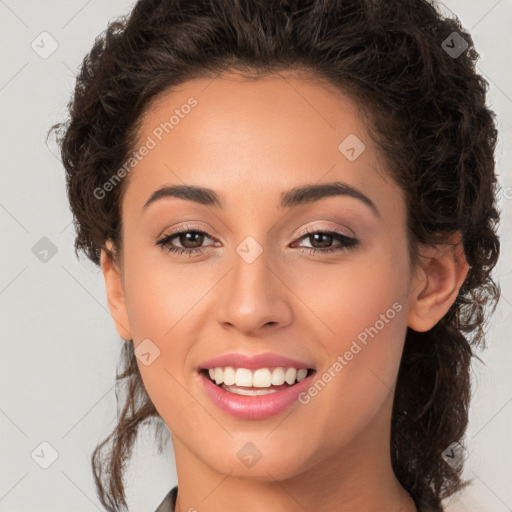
[48,0,501,510]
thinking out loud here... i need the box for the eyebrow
[143,181,380,217]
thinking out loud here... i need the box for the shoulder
[154,485,178,512]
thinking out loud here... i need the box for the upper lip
[198,352,315,371]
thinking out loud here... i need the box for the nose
[216,241,293,335]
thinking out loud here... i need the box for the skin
[100,70,468,512]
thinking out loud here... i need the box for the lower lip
[198,371,316,420]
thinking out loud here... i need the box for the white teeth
[296,369,308,382]
[285,368,297,385]
[253,368,272,387]
[223,366,236,386]
[235,368,253,387]
[204,366,310,387]
[271,367,285,385]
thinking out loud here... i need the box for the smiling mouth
[199,368,316,396]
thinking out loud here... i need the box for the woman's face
[105,71,420,480]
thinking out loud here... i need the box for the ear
[407,232,469,332]
[100,240,132,341]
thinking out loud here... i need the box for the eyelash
[156,225,360,257]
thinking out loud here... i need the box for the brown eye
[292,229,360,254]
[156,228,215,255]
[175,231,206,249]
[306,232,335,249]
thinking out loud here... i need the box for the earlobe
[100,241,132,341]
[407,232,469,332]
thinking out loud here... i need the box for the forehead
[123,71,397,216]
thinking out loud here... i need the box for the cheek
[120,248,207,426]
[122,244,208,339]
[290,240,409,343]
[293,242,410,421]
[295,298,407,458]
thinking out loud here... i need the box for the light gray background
[0,1,511,511]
